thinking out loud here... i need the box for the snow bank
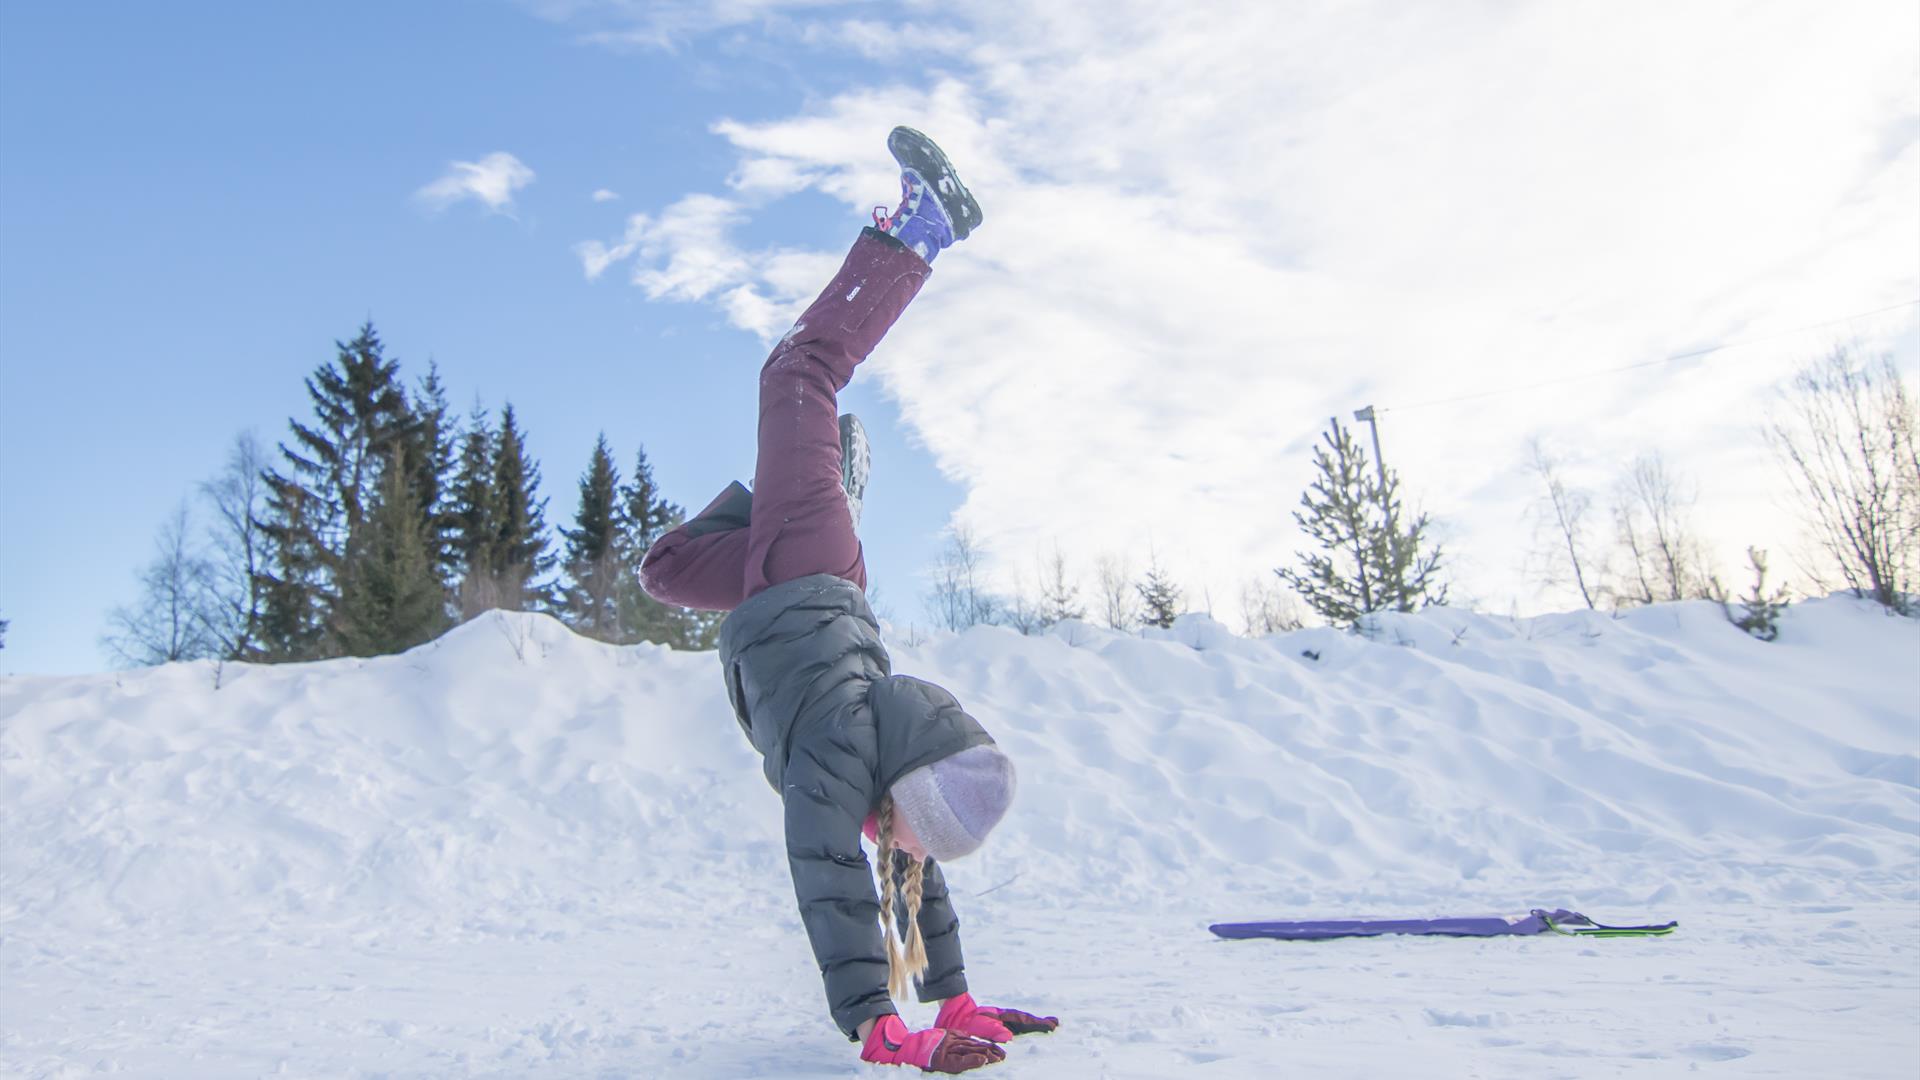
[2,596,1913,938]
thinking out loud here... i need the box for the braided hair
[875,794,929,1000]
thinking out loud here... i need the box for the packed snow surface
[2,597,1916,1077]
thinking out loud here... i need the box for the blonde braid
[902,856,928,977]
[876,796,908,1000]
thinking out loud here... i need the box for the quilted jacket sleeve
[782,734,894,1039]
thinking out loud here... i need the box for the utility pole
[1350,405,1398,608]
[1350,405,1388,491]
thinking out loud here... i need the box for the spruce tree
[449,402,499,618]
[1136,554,1183,629]
[560,434,625,639]
[256,322,419,659]
[488,404,555,611]
[1719,547,1791,642]
[408,361,460,590]
[1278,417,1446,627]
[614,446,691,646]
[1038,546,1084,626]
[334,446,448,656]
[254,481,329,659]
[618,446,681,555]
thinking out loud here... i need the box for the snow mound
[2,597,1914,938]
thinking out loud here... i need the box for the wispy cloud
[519,0,846,50]
[415,152,536,214]
[797,18,971,61]
[591,188,621,202]
[567,0,1920,616]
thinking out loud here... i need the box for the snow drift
[3,597,1917,1078]
[3,596,1913,934]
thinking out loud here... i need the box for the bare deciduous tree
[927,523,998,631]
[200,430,269,659]
[1240,575,1305,636]
[103,503,220,665]
[998,543,1086,635]
[1000,571,1046,635]
[1094,552,1138,632]
[1524,437,1599,609]
[1610,451,1712,605]
[1766,345,1918,613]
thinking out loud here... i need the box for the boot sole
[888,126,982,241]
[839,413,870,528]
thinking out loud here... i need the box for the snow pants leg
[638,227,930,611]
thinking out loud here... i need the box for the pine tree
[0,611,9,650]
[255,481,330,659]
[256,322,419,659]
[488,404,555,611]
[1136,552,1182,629]
[618,446,681,556]
[614,446,692,646]
[409,361,460,590]
[1718,547,1791,642]
[450,402,499,619]
[334,446,448,656]
[560,434,625,639]
[1038,545,1083,626]
[1278,417,1446,627]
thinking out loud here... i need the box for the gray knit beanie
[889,744,1017,861]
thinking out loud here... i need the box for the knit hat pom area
[888,745,1017,862]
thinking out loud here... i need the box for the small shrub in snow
[1715,547,1791,642]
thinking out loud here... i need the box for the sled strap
[1537,909,1679,938]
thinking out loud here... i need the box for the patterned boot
[872,126,983,263]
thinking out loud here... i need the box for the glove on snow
[860,1014,1006,1073]
[935,992,1061,1041]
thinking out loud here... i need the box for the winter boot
[840,412,870,530]
[872,126,982,263]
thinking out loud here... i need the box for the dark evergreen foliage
[1718,547,1792,642]
[255,323,435,659]
[1278,417,1446,627]
[334,447,449,656]
[409,362,460,586]
[449,402,499,618]
[559,434,625,639]
[618,446,681,555]
[615,447,694,646]
[486,404,556,612]
[1136,554,1182,629]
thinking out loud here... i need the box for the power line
[1378,299,1920,414]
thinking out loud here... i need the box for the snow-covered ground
[2,597,1915,1078]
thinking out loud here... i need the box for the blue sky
[3,1,1916,675]
[0,2,964,673]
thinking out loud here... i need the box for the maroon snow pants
[637,228,930,611]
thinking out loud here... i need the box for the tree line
[99,335,1915,666]
[104,322,716,666]
[915,342,1917,643]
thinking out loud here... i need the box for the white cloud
[592,188,620,202]
[798,18,972,61]
[415,152,536,214]
[520,0,846,49]
[571,0,1920,620]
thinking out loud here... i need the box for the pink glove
[859,1014,1006,1073]
[935,992,1061,1043]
